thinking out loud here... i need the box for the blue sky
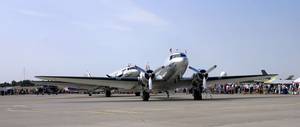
[0,0,299,82]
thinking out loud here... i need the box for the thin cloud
[18,9,51,18]
[71,21,98,31]
[104,23,133,32]
[99,0,169,27]
[71,21,132,32]
[119,9,168,26]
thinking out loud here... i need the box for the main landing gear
[166,91,170,98]
[193,87,203,100]
[192,80,203,100]
[87,88,112,97]
[105,89,111,97]
[135,92,141,96]
[142,90,150,101]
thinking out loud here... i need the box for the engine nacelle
[193,71,208,82]
[145,70,155,79]
[139,70,155,86]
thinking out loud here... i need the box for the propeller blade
[148,77,153,90]
[203,77,207,90]
[206,65,217,74]
[189,66,200,73]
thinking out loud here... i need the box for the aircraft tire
[105,90,111,97]
[142,91,150,101]
[135,92,141,96]
[193,88,202,100]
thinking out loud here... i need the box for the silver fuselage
[108,66,141,78]
[155,53,189,83]
[108,53,189,92]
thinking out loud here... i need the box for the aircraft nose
[177,57,189,66]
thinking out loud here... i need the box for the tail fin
[261,70,268,75]
[286,75,294,80]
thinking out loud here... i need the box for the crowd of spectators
[177,83,300,95]
[0,86,63,96]
[2,82,300,96]
[211,83,300,95]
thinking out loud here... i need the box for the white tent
[293,78,300,83]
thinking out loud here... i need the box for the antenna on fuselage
[145,62,151,71]
[169,48,173,54]
[85,70,92,77]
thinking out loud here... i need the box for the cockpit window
[180,53,186,57]
[169,53,186,60]
[127,67,135,70]
[169,55,175,60]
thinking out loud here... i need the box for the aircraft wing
[206,74,277,85]
[31,81,95,90]
[36,73,277,91]
[35,76,139,89]
[172,74,278,89]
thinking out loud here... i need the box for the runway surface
[0,94,300,127]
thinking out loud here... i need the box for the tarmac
[0,94,300,127]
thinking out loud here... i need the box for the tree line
[0,80,35,87]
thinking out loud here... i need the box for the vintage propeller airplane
[36,51,277,101]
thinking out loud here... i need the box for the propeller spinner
[189,65,217,90]
[137,64,155,91]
